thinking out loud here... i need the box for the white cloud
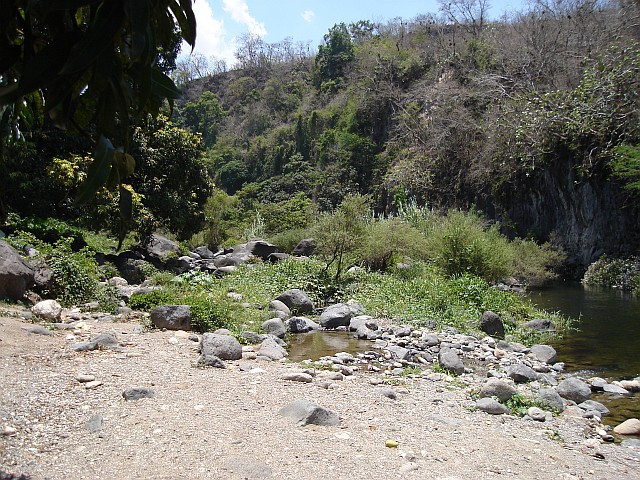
[301,10,315,23]
[222,0,267,37]
[189,0,236,63]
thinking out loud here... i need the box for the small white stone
[85,380,103,389]
[2,426,17,436]
[75,374,96,383]
[334,432,351,440]
[167,337,179,345]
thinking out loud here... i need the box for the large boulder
[32,299,62,321]
[479,378,517,402]
[438,349,465,375]
[0,240,35,300]
[276,289,314,314]
[258,336,288,360]
[287,317,319,333]
[144,234,182,260]
[292,238,316,257]
[530,344,557,364]
[479,311,505,339]
[200,333,242,360]
[278,400,339,426]
[507,364,538,383]
[319,303,352,329]
[476,397,509,415]
[538,388,565,412]
[150,305,192,331]
[557,377,591,404]
[261,318,286,339]
[233,240,278,261]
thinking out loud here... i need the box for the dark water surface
[529,283,640,425]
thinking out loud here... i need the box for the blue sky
[189,0,529,65]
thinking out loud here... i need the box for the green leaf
[150,66,182,100]
[74,135,115,205]
[170,0,197,48]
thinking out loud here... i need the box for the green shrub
[504,393,556,417]
[95,283,121,314]
[45,240,99,306]
[181,293,231,332]
[128,290,175,311]
[358,217,427,271]
[583,256,640,292]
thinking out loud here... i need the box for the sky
[187,0,530,66]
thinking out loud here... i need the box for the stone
[197,354,227,368]
[194,246,215,259]
[278,400,339,426]
[438,349,465,375]
[422,333,440,347]
[75,374,96,383]
[619,379,640,392]
[276,289,314,314]
[346,299,366,315]
[86,414,103,433]
[31,299,62,321]
[224,456,272,479]
[602,384,631,395]
[588,377,608,391]
[21,325,53,336]
[258,337,288,360]
[267,252,289,263]
[122,387,155,401]
[269,299,291,317]
[349,315,378,331]
[292,238,316,256]
[538,388,565,412]
[613,418,640,435]
[150,305,191,331]
[233,239,279,261]
[261,318,286,339]
[522,318,556,332]
[286,316,319,333]
[355,325,380,340]
[319,303,352,329]
[578,400,610,417]
[507,364,538,383]
[281,372,313,383]
[379,388,397,400]
[530,344,557,364]
[476,397,509,415]
[479,378,517,402]
[557,377,591,404]
[527,407,547,421]
[479,311,505,338]
[0,240,35,300]
[144,234,181,260]
[200,333,242,360]
[387,345,412,361]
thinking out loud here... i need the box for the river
[529,283,640,425]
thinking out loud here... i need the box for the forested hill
[175,0,640,270]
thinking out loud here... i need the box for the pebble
[85,380,103,389]
[281,372,313,383]
[2,426,17,436]
[75,374,96,383]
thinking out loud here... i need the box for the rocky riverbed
[1,302,639,480]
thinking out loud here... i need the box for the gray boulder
[530,344,557,364]
[578,400,610,417]
[269,299,291,317]
[349,315,378,332]
[522,318,556,332]
[233,240,278,261]
[261,318,286,339]
[479,311,505,338]
[200,333,242,360]
[538,388,565,412]
[557,377,591,404]
[479,378,517,402]
[258,337,288,360]
[476,397,509,415]
[145,234,181,259]
[319,303,352,329]
[355,325,381,340]
[507,364,538,383]
[287,316,319,333]
[0,240,35,300]
[32,299,62,321]
[122,387,155,401]
[150,305,192,331]
[603,383,631,395]
[197,354,227,369]
[194,246,215,259]
[292,238,316,256]
[278,399,339,426]
[276,289,314,314]
[438,349,465,375]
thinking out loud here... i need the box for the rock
[150,305,191,331]
[194,246,216,259]
[346,299,366,316]
[528,407,547,421]
[507,364,538,383]
[269,299,291,317]
[355,325,380,340]
[319,303,352,329]
[234,239,279,261]
[32,299,62,321]
[197,354,227,368]
[224,456,273,479]
[422,333,440,347]
[522,318,556,332]
[438,349,465,375]
[278,399,339,426]
[578,400,610,417]
[258,337,288,360]
[276,289,314,314]
[75,374,96,383]
[476,397,509,415]
[242,331,269,344]
[144,234,181,260]
[479,311,505,338]
[292,238,316,256]
[349,315,378,331]
[613,418,640,435]
[603,384,631,395]
[538,388,565,412]
[619,379,640,392]
[530,344,557,364]
[387,345,412,361]
[85,380,102,389]
[122,387,155,401]
[261,318,286,339]
[286,316,319,333]
[557,377,591,403]
[281,372,313,383]
[588,377,608,391]
[21,325,53,336]
[0,240,35,300]
[479,378,517,402]
[379,388,397,400]
[72,332,119,352]
[86,414,103,433]
[200,333,242,360]
[267,252,289,263]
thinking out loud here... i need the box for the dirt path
[1,314,639,480]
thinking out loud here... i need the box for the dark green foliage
[583,256,640,292]
[179,92,226,147]
[44,240,100,306]
[315,23,355,88]
[128,290,176,311]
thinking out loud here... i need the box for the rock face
[150,305,192,331]
[557,377,591,404]
[32,299,63,321]
[479,311,505,338]
[319,303,352,329]
[0,240,35,300]
[200,333,242,360]
[278,400,339,426]
[276,289,314,314]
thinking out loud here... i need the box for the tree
[179,92,226,147]
[314,23,356,89]
[0,1,197,237]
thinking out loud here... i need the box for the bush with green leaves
[44,240,100,306]
[583,256,640,292]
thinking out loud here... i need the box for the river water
[529,283,640,425]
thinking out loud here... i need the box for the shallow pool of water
[286,330,372,362]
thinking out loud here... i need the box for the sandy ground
[1,314,639,480]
